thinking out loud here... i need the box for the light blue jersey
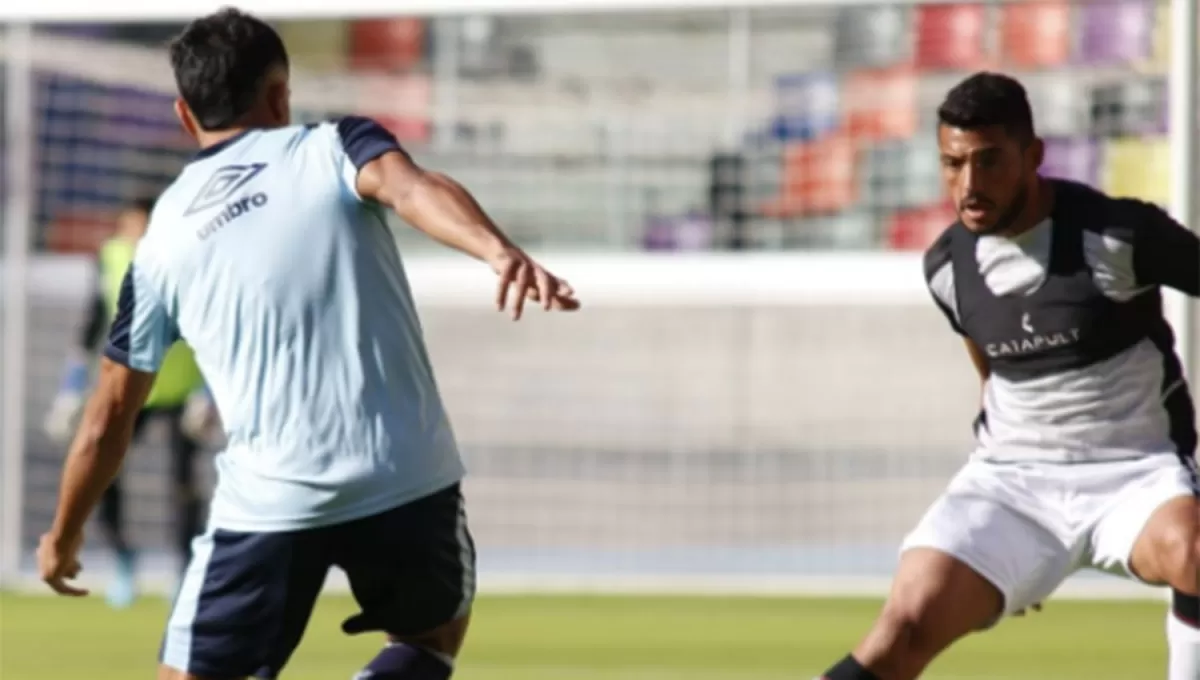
[104,118,464,532]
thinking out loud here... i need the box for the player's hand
[37,530,88,597]
[488,246,580,320]
[43,391,85,444]
[181,390,219,443]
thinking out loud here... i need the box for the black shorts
[159,483,476,679]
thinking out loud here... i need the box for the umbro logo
[185,163,267,216]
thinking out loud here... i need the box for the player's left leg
[1087,455,1200,680]
[158,525,332,680]
[336,483,476,679]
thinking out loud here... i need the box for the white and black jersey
[924,179,1200,464]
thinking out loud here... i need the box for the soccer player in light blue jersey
[36,8,579,680]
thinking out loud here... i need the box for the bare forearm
[393,172,511,263]
[49,402,133,538]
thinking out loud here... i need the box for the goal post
[0,0,1195,598]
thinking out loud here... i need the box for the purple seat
[1077,0,1153,64]
[1040,137,1100,185]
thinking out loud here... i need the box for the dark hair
[168,7,289,131]
[937,72,1035,144]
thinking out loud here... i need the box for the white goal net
[1,2,1194,596]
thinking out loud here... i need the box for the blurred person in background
[44,195,217,609]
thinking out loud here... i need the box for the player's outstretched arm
[37,355,155,596]
[1133,204,1200,297]
[357,148,579,319]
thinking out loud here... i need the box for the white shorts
[901,454,1197,617]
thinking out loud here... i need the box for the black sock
[822,654,881,680]
[357,643,452,679]
[1175,590,1200,627]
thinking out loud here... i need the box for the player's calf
[819,548,1003,680]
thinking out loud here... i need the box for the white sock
[1168,610,1200,679]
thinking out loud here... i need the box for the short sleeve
[103,260,180,373]
[923,229,966,335]
[332,116,403,199]
[1130,202,1200,296]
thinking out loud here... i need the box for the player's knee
[388,614,470,658]
[1154,522,1200,593]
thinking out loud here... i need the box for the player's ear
[1028,136,1045,172]
[266,80,291,127]
[174,99,200,143]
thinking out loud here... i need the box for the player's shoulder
[1051,178,1163,238]
[921,221,962,283]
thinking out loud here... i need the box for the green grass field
[0,593,1169,679]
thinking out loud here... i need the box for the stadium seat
[771,72,839,142]
[843,67,917,142]
[1089,78,1168,137]
[1147,0,1170,69]
[1101,137,1170,205]
[833,5,911,69]
[1000,1,1071,68]
[914,4,988,70]
[1027,73,1090,137]
[42,209,118,254]
[348,18,426,71]
[278,20,350,72]
[860,135,942,211]
[1077,0,1153,65]
[761,134,858,218]
[1040,137,1100,185]
[887,201,957,251]
[355,74,433,143]
[783,211,877,250]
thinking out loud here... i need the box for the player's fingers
[557,280,575,299]
[46,575,88,597]
[496,258,518,312]
[513,262,532,321]
[552,296,581,311]
[535,268,555,311]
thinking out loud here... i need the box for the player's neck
[193,114,283,152]
[996,178,1054,239]
[195,127,252,152]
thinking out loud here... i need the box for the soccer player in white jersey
[818,72,1200,680]
[36,8,578,680]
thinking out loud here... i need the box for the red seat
[349,18,425,72]
[1001,1,1071,67]
[762,134,859,218]
[355,74,432,144]
[915,4,989,70]
[43,210,117,255]
[843,68,917,142]
[887,201,958,251]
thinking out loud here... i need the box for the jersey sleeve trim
[336,116,402,170]
[923,228,966,335]
[103,264,180,372]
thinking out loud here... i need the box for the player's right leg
[335,483,477,679]
[818,463,1071,680]
[157,525,331,680]
[101,410,152,608]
